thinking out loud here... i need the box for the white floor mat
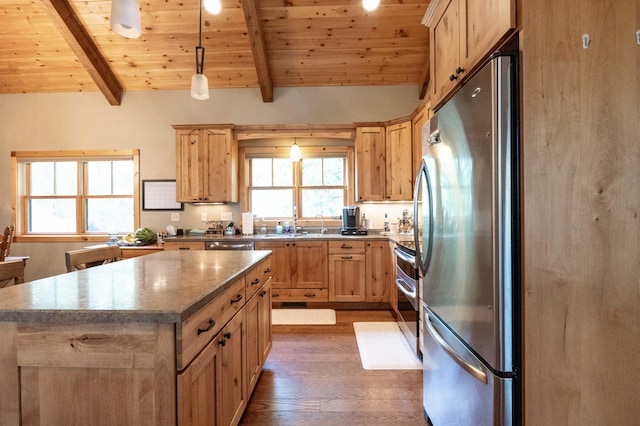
[272,309,336,325]
[353,322,422,370]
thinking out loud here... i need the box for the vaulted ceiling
[1,0,431,105]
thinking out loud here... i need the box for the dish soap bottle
[276,221,284,234]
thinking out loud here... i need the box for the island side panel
[0,322,19,425]
[11,322,175,426]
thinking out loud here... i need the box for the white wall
[0,85,421,280]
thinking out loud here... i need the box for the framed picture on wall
[142,180,184,211]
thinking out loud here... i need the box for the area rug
[353,322,422,370]
[272,309,336,325]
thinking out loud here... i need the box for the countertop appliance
[341,206,360,230]
[414,52,521,426]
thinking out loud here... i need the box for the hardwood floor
[240,309,426,425]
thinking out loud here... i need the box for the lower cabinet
[328,241,366,302]
[245,279,272,396]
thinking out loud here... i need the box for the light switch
[221,212,233,221]
[201,212,208,221]
[171,213,180,222]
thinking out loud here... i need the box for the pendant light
[362,0,380,12]
[204,0,222,15]
[191,0,209,100]
[290,138,301,162]
[110,0,141,38]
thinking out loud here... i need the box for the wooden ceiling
[0,0,431,105]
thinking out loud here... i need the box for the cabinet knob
[449,74,458,81]
[456,66,465,74]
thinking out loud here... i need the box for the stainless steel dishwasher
[204,240,254,250]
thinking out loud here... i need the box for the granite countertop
[0,250,271,324]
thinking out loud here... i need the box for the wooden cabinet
[365,241,392,303]
[255,240,328,302]
[355,122,413,202]
[328,241,366,302]
[174,125,238,203]
[428,0,516,106]
[164,241,204,251]
[119,245,164,259]
[355,126,386,202]
[411,103,430,186]
[245,279,272,396]
[385,120,414,201]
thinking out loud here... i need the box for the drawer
[163,242,204,251]
[328,240,365,254]
[246,256,273,299]
[271,288,328,302]
[177,277,246,370]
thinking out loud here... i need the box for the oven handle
[395,278,417,300]
[393,247,417,268]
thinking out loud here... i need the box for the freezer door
[423,306,514,426]
[421,54,517,372]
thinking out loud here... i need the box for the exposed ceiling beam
[241,0,273,103]
[40,0,123,105]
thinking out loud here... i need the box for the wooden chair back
[0,259,25,289]
[5,223,15,257]
[0,226,10,262]
[65,245,121,272]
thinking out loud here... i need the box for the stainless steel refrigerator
[413,53,521,425]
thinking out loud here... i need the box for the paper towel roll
[242,212,254,235]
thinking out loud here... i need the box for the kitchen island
[0,249,273,426]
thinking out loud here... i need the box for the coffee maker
[341,206,367,235]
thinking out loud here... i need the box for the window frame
[11,150,140,243]
[239,145,355,223]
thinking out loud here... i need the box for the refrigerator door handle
[426,314,488,384]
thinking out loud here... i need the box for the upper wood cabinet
[428,0,516,106]
[355,122,413,202]
[411,103,430,187]
[174,125,238,203]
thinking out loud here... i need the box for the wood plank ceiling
[0,0,431,105]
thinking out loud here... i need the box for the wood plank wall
[521,0,640,424]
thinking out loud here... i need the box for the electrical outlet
[201,212,208,222]
[171,213,180,222]
[221,212,232,221]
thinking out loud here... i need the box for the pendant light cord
[195,0,204,74]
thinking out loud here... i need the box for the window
[243,146,354,219]
[12,150,140,242]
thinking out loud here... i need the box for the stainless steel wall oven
[394,242,421,357]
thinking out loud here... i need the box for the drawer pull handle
[251,278,260,286]
[264,267,272,273]
[304,293,316,298]
[272,293,280,298]
[259,290,267,297]
[230,294,243,304]
[197,318,216,335]
[178,247,190,250]
[341,256,353,260]
[341,244,352,249]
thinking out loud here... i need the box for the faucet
[316,215,328,234]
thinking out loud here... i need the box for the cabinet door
[365,241,391,303]
[255,241,291,288]
[201,128,238,203]
[412,104,430,187]
[245,292,260,396]
[178,333,220,426]
[176,128,205,202]
[329,254,366,302]
[430,0,460,103]
[291,241,328,289]
[385,121,413,201]
[217,312,246,426]
[461,0,516,70]
[355,126,386,202]
[258,280,272,365]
